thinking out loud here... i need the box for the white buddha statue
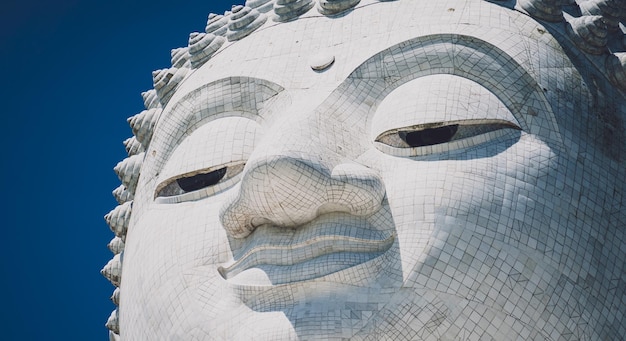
[103,0,626,339]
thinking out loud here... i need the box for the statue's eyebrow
[165,76,284,135]
[149,76,284,169]
[339,33,558,136]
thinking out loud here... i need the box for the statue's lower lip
[217,223,395,285]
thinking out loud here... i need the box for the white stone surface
[105,0,626,339]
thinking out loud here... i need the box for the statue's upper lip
[218,214,395,284]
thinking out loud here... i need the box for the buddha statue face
[110,0,626,339]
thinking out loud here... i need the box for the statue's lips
[218,218,395,284]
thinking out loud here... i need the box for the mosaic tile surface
[103,0,626,339]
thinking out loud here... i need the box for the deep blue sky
[0,1,233,339]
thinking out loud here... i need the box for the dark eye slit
[177,167,227,192]
[397,122,520,148]
[400,124,459,147]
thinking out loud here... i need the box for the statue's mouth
[218,214,395,285]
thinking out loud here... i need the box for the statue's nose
[219,151,385,239]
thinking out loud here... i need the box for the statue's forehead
[170,0,556,101]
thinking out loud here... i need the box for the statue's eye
[176,167,227,192]
[155,162,245,201]
[398,124,459,147]
[153,116,262,204]
[375,120,521,156]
